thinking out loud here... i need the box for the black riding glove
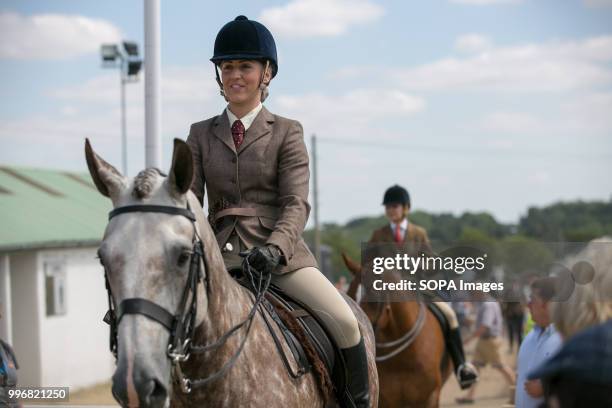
[240,245,283,275]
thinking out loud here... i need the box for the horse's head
[86,138,209,407]
[341,253,392,332]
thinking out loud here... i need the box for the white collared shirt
[225,103,263,131]
[389,218,409,241]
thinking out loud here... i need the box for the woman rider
[186,16,369,407]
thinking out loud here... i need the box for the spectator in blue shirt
[528,319,612,408]
[515,277,562,408]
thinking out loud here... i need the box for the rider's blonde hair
[551,238,612,339]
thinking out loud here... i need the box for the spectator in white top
[456,291,516,405]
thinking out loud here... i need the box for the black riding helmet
[211,15,278,78]
[382,185,411,207]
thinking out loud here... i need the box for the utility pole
[312,134,321,264]
[144,0,161,169]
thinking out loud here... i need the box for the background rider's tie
[394,224,402,244]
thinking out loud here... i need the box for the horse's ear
[341,252,362,277]
[84,138,126,198]
[168,138,194,196]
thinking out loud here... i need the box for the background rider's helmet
[210,15,278,78]
[382,185,411,207]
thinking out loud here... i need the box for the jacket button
[231,157,237,163]
[230,177,236,184]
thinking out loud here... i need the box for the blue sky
[1,0,611,225]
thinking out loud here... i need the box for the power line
[315,136,612,161]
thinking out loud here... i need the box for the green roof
[0,166,111,251]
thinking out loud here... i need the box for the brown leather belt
[212,205,280,222]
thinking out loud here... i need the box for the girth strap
[116,298,176,331]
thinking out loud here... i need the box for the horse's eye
[177,252,191,267]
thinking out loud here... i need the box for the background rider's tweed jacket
[186,106,317,274]
[368,222,435,256]
[365,222,437,268]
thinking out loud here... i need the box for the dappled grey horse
[85,138,378,407]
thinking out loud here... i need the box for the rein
[370,293,427,363]
[102,204,271,393]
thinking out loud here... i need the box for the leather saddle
[230,268,346,402]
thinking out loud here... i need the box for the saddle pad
[266,284,345,390]
[231,270,346,398]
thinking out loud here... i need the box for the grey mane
[132,168,167,199]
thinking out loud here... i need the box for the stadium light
[100,41,143,175]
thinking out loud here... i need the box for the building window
[45,261,67,316]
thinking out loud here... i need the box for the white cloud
[50,73,125,104]
[450,0,522,4]
[394,36,612,92]
[0,67,224,173]
[476,92,612,136]
[328,65,379,80]
[258,0,384,38]
[50,67,218,105]
[273,89,425,138]
[454,34,493,53]
[0,12,122,60]
[479,111,547,134]
[1,76,425,174]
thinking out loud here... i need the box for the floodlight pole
[101,43,141,176]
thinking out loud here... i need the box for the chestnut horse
[342,254,451,408]
[86,138,378,408]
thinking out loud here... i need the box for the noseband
[102,204,271,393]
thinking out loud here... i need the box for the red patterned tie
[394,224,402,244]
[231,119,245,149]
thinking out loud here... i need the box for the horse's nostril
[143,378,168,407]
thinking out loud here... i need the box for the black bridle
[102,204,271,393]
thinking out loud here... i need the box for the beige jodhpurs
[221,232,361,348]
[433,301,459,329]
[272,267,362,349]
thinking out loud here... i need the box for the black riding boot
[339,336,370,408]
[447,328,478,389]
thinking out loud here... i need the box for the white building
[0,166,115,390]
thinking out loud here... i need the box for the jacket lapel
[237,107,274,155]
[212,111,237,154]
[382,225,395,242]
[406,222,415,243]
